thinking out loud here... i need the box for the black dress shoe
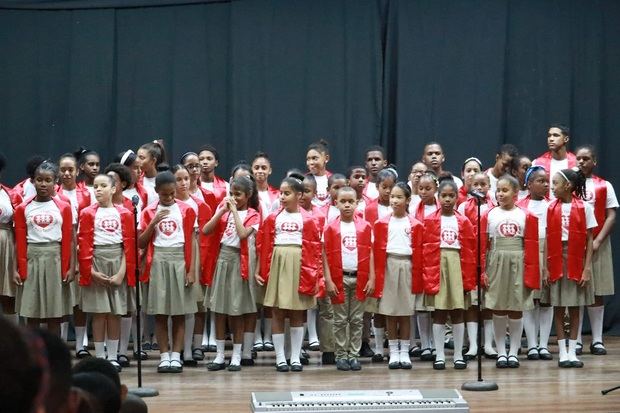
[527,348,540,360]
[290,362,303,372]
[433,360,445,370]
[227,363,241,372]
[372,353,384,362]
[349,358,362,371]
[388,361,401,369]
[276,362,289,372]
[571,360,584,368]
[496,355,508,368]
[183,359,198,367]
[507,355,520,368]
[117,354,131,367]
[420,348,435,362]
[558,360,572,368]
[359,341,374,358]
[207,362,226,371]
[454,359,467,370]
[538,348,553,360]
[575,342,583,356]
[322,352,336,365]
[590,342,607,355]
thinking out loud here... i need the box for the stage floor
[118,335,620,412]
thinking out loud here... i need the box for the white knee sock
[465,322,478,355]
[568,339,579,362]
[230,343,242,366]
[83,325,89,347]
[452,323,464,361]
[388,339,399,364]
[214,339,226,364]
[119,317,132,356]
[290,326,304,365]
[106,339,119,361]
[587,306,604,345]
[399,339,411,363]
[307,309,319,344]
[60,321,69,342]
[577,306,584,344]
[272,333,286,365]
[538,307,554,349]
[557,339,568,362]
[184,314,195,356]
[75,326,87,352]
[94,342,106,359]
[254,319,263,344]
[492,316,508,357]
[263,318,273,343]
[417,313,432,349]
[209,317,217,346]
[373,327,385,355]
[508,318,523,357]
[522,309,538,350]
[432,324,446,362]
[484,319,496,353]
[242,332,254,360]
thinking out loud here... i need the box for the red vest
[140,201,195,282]
[77,204,137,286]
[479,206,540,289]
[532,151,577,173]
[258,186,280,221]
[422,210,476,294]
[362,180,378,201]
[0,184,23,212]
[457,186,468,206]
[133,182,149,208]
[589,175,608,238]
[203,208,259,286]
[14,197,73,280]
[546,198,587,282]
[198,175,228,204]
[177,195,213,285]
[461,196,495,236]
[256,208,321,296]
[364,198,386,229]
[12,178,29,198]
[324,216,374,304]
[57,182,92,212]
[413,199,440,222]
[373,214,424,296]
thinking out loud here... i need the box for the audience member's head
[72,372,121,413]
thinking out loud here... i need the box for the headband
[384,167,399,179]
[120,150,135,166]
[462,157,482,169]
[525,165,546,184]
[557,170,569,183]
[180,151,198,163]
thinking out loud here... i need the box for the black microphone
[132,195,140,206]
[468,190,486,199]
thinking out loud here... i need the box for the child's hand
[13,271,22,286]
[91,271,108,286]
[185,272,195,287]
[580,268,592,287]
[64,270,74,283]
[109,273,123,287]
[226,197,237,213]
[326,279,339,297]
[364,278,375,296]
[153,209,170,224]
[542,269,549,286]
[482,273,489,288]
[593,239,601,252]
[255,272,265,286]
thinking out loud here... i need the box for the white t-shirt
[377,204,392,220]
[85,186,96,204]
[180,197,199,228]
[457,201,491,217]
[62,188,79,224]
[258,190,279,216]
[584,179,619,210]
[440,215,460,249]
[547,158,569,200]
[142,176,159,206]
[525,199,549,238]
[25,200,63,243]
[386,216,412,255]
[191,188,205,203]
[221,210,259,248]
[0,188,14,224]
[365,183,379,200]
[94,207,123,245]
[561,202,597,241]
[312,175,330,208]
[408,194,421,212]
[149,203,185,247]
[487,170,499,200]
[123,188,143,224]
[487,207,526,238]
[340,221,358,271]
[326,205,340,225]
[22,179,37,199]
[275,210,303,246]
[423,204,438,219]
[201,180,230,194]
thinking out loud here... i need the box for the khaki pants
[333,275,364,359]
[318,296,335,352]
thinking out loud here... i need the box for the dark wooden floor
[115,336,620,412]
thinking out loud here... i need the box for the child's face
[183,154,202,182]
[417,176,437,204]
[377,177,395,204]
[389,186,409,215]
[527,170,549,199]
[576,148,596,177]
[198,150,218,175]
[328,178,347,201]
[408,163,427,188]
[279,182,301,210]
[439,186,457,213]
[301,181,316,209]
[348,168,366,193]
[365,151,386,178]
[462,160,481,187]
[93,175,115,204]
[422,144,444,170]
[174,169,190,195]
[547,127,568,152]
[471,174,490,195]
[129,160,140,184]
[81,154,100,180]
[59,157,77,186]
[137,149,155,173]
[230,185,249,209]
[494,153,513,175]
[34,170,56,198]
[551,174,571,200]
[513,157,532,186]
[336,190,358,219]
[496,180,516,208]
[306,149,328,175]
[251,157,272,184]
[157,183,176,206]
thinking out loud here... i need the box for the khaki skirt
[146,246,198,316]
[425,249,467,310]
[263,245,316,311]
[0,224,17,298]
[548,243,595,307]
[247,235,265,306]
[592,236,614,296]
[16,242,73,319]
[189,232,207,311]
[485,238,534,312]
[209,245,257,316]
[378,254,415,316]
[81,244,128,315]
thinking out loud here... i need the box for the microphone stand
[128,198,159,398]
[462,193,498,392]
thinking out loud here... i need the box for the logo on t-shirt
[158,219,178,236]
[32,213,54,230]
[316,190,328,201]
[97,218,120,233]
[441,228,458,245]
[224,219,236,237]
[279,221,300,232]
[342,235,357,251]
[498,220,521,238]
[561,212,570,230]
[584,190,594,202]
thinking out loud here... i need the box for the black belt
[342,271,357,277]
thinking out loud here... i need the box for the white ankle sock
[119,317,132,355]
[399,339,411,363]
[272,333,286,365]
[417,313,431,349]
[587,306,604,345]
[577,306,584,344]
[388,339,399,364]
[465,322,478,355]
[106,339,119,361]
[508,318,523,357]
[290,327,304,365]
[373,327,385,355]
[307,309,319,344]
[254,319,263,344]
[242,332,254,359]
[452,323,464,361]
[184,314,195,356]
[558,339,568,362]
[160,352,170,362]
[75,326,87,352]
[432,324,446,361]
[263,318,273,343]
[568,339,579,362]
[492,316,508,357]
[538,307,554,349]
[170,351,181,362]
[484,319,496,353]
[523,309,538,350]
[94,342,106,359]
[230,344,242,366]
[214,339,226,364]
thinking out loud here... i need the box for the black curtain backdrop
[1,0,619,331]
